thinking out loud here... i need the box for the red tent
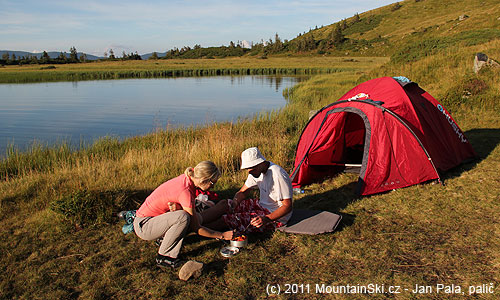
[291,76,476,195]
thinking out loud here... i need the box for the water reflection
[0,75,306,156]
[229,76,291,92]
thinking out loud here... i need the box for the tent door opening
[306,109,369,178]
[330,111,365,174]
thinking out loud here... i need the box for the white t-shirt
[244,162,293,223]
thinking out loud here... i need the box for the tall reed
[0,57,386,83]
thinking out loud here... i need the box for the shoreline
[0,56,388,83]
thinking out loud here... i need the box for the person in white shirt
[224,147,293,233]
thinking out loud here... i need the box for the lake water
[0,76,303,157]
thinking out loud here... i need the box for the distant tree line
[146,12,382,59]
[0,47,145,66]
[154,11,380,59]
[103,49,142,61]
[248,12,389,56]
[151,42,250,60]
[253,13,363,55]
[0,11,387,66]
[151,13,366,60]
[0,47,87,66]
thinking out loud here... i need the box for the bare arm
[231,184,252,210]
[183,206,233,240]
[250,198,292,227]
[266,198,292,221]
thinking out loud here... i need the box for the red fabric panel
[309,113,346,164]
[361,112,438,195]
[292,111,344,186]
[338,77,422,131]
[403,84,476,171]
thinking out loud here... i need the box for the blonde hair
[184,161,221,184]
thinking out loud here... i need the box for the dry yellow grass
[1,30,499,300]
[0,56,389,83]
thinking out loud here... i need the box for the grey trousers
[133,210,191,258]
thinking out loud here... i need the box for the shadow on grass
[120,189,153,207]
[183,234,226,256]
[110,189,152,222]
[205,259,230,277]
[441,128,500,181]
[182,236,230,276]
[292,181,359,231]
[181,231,275,277]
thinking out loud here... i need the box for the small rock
[474,53,500,73]
[458,15,469,21]
[178,260,204,281]
[476,53,489,62]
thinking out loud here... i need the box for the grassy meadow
[0,56,387,83]
[1,38,500,300]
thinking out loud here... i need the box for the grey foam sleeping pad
[277,209,342,235]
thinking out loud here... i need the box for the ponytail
[185,161,221,183]
[184,167,195,178]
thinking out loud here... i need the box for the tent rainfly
[291,76,476,196]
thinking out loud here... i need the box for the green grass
[1,4,500,298]
[291,0,500,57]
[390,29,500,64]
[0,57,386,83]
[1,52,499,299]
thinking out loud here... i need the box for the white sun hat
[240,147,266,169]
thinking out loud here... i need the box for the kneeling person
[133,161,233,269]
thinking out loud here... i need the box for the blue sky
[1,0,397,56]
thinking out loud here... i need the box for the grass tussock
[1,44,500,299]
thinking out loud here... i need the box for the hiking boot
[121,223,134,234]
[117,210,136,225]
[156,254,183,269]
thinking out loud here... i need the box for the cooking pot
[230,235,248,248]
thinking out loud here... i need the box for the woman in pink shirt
[133,161,233,268]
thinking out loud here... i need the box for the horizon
[1,0,397,57]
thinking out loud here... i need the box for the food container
[220,246,240,258]
[230,235,248,248]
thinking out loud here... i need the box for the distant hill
[139,0,500,59]
[283,0,500,57]
[1,50,172,61]
[0,49,171,62]
[140,52,167,60]
[0,50,102,60]
[2,0,499,61]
